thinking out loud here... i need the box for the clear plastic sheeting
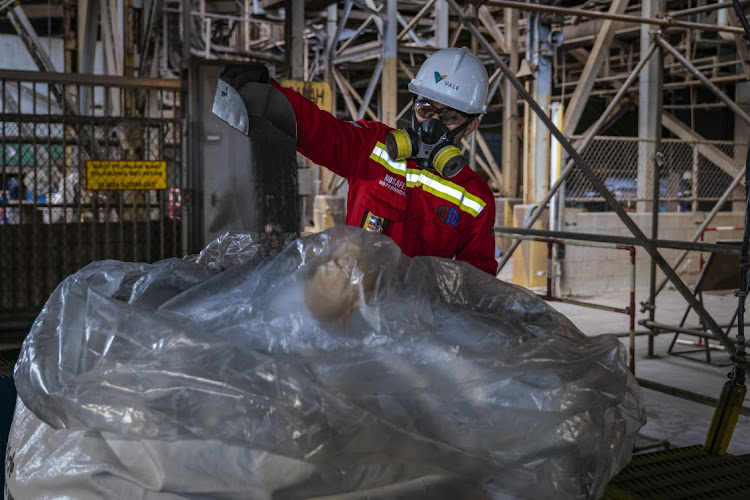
[10,227,645,500]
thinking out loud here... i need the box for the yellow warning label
[281,79,333,113]
[85,160,167,190]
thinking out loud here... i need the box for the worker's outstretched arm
[220,62,373,181]
[270,81,376,180]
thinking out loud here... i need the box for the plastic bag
[9,227,645,499]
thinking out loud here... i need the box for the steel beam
[359,58,383,121]
[331,68,359,119]
[563,0,631,137]
[397,0,436,41]
[494,227,742,255]
[662,113,741,178]
[6,5,77,114]
[484,0,744,35]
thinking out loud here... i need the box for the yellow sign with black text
[281,79,332,112]
[85,160,167,190]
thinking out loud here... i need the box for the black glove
[219,62,270,90]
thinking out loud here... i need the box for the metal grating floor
[604,445,750,499]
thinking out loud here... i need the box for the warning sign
[85,160,167,190]
[281,79,332,113]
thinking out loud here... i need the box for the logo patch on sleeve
[360,210,388,233]
[436,205,460,226]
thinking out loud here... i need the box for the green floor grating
[603,445,750,499]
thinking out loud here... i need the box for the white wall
[0,33,65,71]
[559,210,745,295]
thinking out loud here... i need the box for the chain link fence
[564,136,746,211]
[0,73,186,316]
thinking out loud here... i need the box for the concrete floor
[545,286,750,456]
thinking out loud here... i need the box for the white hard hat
[408,47,489,114]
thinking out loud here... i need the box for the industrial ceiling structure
[3,0,749,201]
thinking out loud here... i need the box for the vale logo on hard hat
[434,71,459,90]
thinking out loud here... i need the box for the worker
[221,47,498,275]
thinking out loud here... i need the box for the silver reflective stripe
[371,143,408,174]
[411,170,485,216]
[369,143,486,217]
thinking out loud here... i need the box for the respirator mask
[385,99,474,179]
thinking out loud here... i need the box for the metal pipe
[559,74,750,99]
[668,0,750,19]
[560,59,743,88]
[329,0,354,61]
[642,321,750,348]
[654,33,750,127]
[629,245,637,374]
[663,103,734,110]
[358,57,383,120]
[332,40,383,64]
[497,43,658,272]
[648,41,664,357]
[350,0,383,19]
[335,14,375,56]
[494,227,743,255]
[1,69,182,88]
[636,377,750,417]
[484,0,745,35]
[397,0,436,40]
[544,295,629,315]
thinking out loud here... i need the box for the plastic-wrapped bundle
[8,227,645,499]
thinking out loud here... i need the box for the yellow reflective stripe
[410,170,485,217]
[368,143,486,217]
[370,142,407,176]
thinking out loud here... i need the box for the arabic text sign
[86,160,167,190]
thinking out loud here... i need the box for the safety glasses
[414,98,469,127]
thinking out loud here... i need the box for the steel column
[381,0,397,127]
[524,13,552,204]
[434,0,449,48]
[502,6,519,198]
[286,0,305,80]
[637,2,661,214]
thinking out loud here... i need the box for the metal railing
[565,136,746,209]
[0,70,187,317]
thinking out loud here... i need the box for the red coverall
[274,81,498,276]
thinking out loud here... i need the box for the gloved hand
[219,62,270,90]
